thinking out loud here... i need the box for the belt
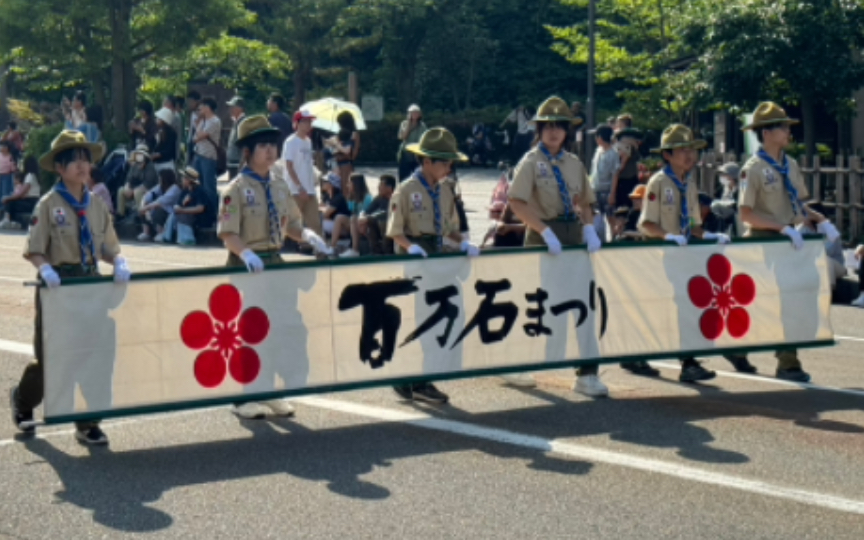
[546,216,577,223]
[54,264,98,277]
[253,249,282,260]
[407,234,440,240]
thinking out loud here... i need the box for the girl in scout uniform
[738,102,840,383]
[217,115,329,419]
[507,96,607,397]
[637,124,730,384]
[386,127,480,404]
[10,130,132,446]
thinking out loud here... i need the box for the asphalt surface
[0,167,862,539]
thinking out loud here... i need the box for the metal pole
[586,0,596,157]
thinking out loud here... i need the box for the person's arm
[398,120,410,141]
[193,119,210,143]
[508,199,548,236]
[350,132,360,160]
[284,161,304,193]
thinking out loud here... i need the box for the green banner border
[44,339,834,425]
[48,235,823,287]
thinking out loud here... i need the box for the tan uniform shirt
[25,189,121,265]
[508,146,595,220]
[217,172,302,251]
[638,170,702,236]
[386,175,459,238]
[738,153,808,235]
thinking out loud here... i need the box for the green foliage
[23,123,63,193]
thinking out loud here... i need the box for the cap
[293,109,316,124]
[629,184,647,200]
[322,171,341,189]
[226,96,245,108]
[408,104,421,113]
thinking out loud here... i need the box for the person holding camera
[397,104,427,181]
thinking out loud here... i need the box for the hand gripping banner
[39,238,834,424]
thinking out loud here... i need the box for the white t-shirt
[24,173,41,198]
[282,134,316,195]
[506,108,536,135]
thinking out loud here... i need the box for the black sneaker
[724,354,757,374]
[74,426,108,446]
[410,383,449,404]
[679,361,716,383]
[776,368,811,383]
[621,361,660,377]
[9,387,34,434]
[392,385,414,401]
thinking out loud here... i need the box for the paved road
[0,167,862,539]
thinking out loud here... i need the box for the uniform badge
[410,192,423,211]
[537,162,550,177]
[663,188,675,205]
[53,207,66,225]
[244,188,256,205]
[763,168,777,185]
[648,192,656,202]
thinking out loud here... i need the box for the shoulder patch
[223,195,232,205]
[30,216,38,226]
[648,192,656,202]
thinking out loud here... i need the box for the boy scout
[738,102,840,383]
[507,96,606,398]
[217,115,329,419]
[638,124,730,383]
[10,130,131,446]
[386,126,480,404]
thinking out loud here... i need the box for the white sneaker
[852,293,864,308]
[263,399,295,417]
[154,233,165,243]
[574,375,609,398]
[9,222,21,230]
[137,233,151,242]
[500,373,537,388]
[232,402,269,419]
[339,249,359,258]
[0,219,10,229]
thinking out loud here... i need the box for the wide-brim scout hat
[236,115,281,144]
[614,127,644,141]
[39,130,104,172]
[742,102,799,131]
[180,166,200,184]
[406,127,468,162]
[651,124,707,153]
[532,96,576,124]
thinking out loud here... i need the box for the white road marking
[0,339,31,356]
[836,335,864,343]
[294,396,864,516]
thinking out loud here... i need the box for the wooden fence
[694,152,864,241]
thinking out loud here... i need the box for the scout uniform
[509,97,596,248]
[386,127,467,255]
[14,130,120,435]
[217,116,303,268]
[637,124,717,383]
[739,102,811,380]
[386,126,468,405]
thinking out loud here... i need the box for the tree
[0,0,248,128]
[683,0,864,158]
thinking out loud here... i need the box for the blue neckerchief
[663,165,691,238]
[537,143,573,220]
[413,168,442,248]
[242,167,281,247]
[757,148,806,218]
[53,181,97,270]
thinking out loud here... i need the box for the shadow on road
[18,385,864,533]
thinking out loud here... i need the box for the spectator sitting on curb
[357,174,396,255]
[117,144,159,222]
[0,156,40,229]
[138,169,182,242]
[87,167,113,214]
[163,166,210,246]
[797,202,846,290]
[320,172,352,252]
[710,162,742,236]
[341,172,374,258]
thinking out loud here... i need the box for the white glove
[113,255,131,283]
[817,221,840,243]
[781,226,804,250]
[541,227,562,255]
[702,232,731,245]
[38,264,61,289]
[407,244,428,258]
[664,233,688,246]
[240,249,265,273]
[460,240,480,257]
[583,224,602,253]
[301,228,332,255]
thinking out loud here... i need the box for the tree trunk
[92,72,108,127]
[293,63,307,110]
[0,63,10,129]
[109,0,134,131]
[801,94,816,161]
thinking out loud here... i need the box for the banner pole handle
[19,420,43,430]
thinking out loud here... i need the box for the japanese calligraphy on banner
[40,239,833,423]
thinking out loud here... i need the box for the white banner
[40,239,833,422]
